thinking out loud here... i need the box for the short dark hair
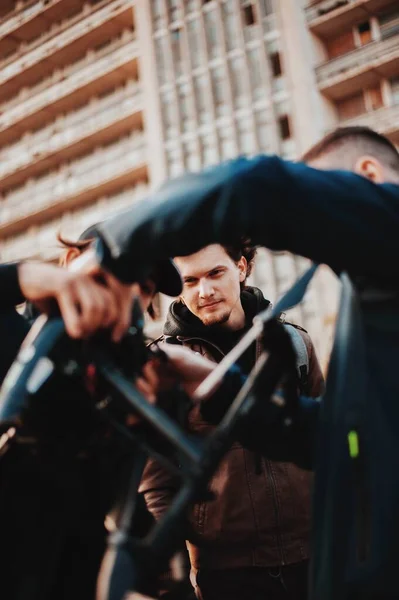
[224,238,258,287]
[301,126,399,172]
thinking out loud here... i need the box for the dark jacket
[0,263,24,310]
[140,287,324,571]
[0,263,28,385]
[96,156,399,599]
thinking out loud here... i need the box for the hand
[145,344,217,398]
[18,261,123,341]
[127,347,218,425]
[68,248,136,342]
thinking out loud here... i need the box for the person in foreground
[87,126,399,600]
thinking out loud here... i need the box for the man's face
[174,245,246,329]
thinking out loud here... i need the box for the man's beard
[199,307,231,327]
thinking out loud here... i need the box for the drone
[0,266,317,600]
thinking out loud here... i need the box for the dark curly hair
[224,238,258,289]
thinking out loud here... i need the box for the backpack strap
[283,324,309,391]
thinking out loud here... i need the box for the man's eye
[184,279,196,286]
[210,270,223,277]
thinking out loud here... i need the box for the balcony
[0,82,142,191]
[0,0,84,57]
[0,0,133,104]
[340,102,399,142]
[0,132,147,238]
[0,183,149,262]
[0,0,101,56]
[315,33,399,98]
[306,0,395,36]
[0,37,139,146]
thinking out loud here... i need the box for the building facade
[0,0,397,365]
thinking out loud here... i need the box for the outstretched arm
[95,156,399,284]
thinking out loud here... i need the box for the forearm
[96,156,399,284]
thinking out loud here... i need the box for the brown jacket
[140,288,324,571]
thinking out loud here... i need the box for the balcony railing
[315,34,399,93]
[0,82,142,184]
[0,132,146,231]
[306,0,396,28]
[306,0,360,22]
[0,183,149,262]
[0,37,138,139]
[340,102,399,136]
[0,0,132,94]
[0,0,61,40]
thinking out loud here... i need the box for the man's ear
[238,256,247,283]
[60,247,81,267]
[354,156,385,184]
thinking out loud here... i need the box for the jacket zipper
[180,335,286,564]
[266,459,286,565]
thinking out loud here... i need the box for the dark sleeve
[0,309,30,384]
[200,365,320,471]
[95,156,399,284]
[0,264,24,310]
[299,330,325,397]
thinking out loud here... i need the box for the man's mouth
[199,300,222,309]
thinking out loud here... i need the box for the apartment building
[0,0,150,265]
[307,0,398,139]
[0,0,397,363]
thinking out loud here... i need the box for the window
[161,91,177,138]
[204,9,220,57]
[183,139,200,171]
[367,85,383,111]
[270,51,282,77]
[200,134,219,166]
[236,117,255,155]
[187,18,202,69]
[391,76,399,105]
[171,28,184,77]
[229,57,247,106]
[242,4,257,26]
[177,85,193,130]
[218,126,236,160]
[211,66,226,107]
[223,2,240,51]
[357,21,372,46]
[247,47,265,98]
[167,0,180,23]
[193,74,210,123]
[166,146,183,177]
[254,110,271,153]
[278,115,291,140]
[152,0,164,28]
[379,7,399,40]
[154,36,170,84]
[260,0,274,17]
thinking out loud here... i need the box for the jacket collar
[163,286,271,340]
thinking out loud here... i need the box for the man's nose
[199,279,214,298]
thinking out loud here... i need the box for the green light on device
[348,430,359,458]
